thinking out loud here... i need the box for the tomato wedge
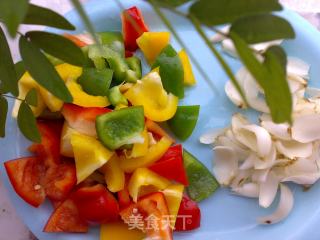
[73,184,119,224]
[149,145,189,186]
[120,192,173,240]
[62,104,111,136]
[44,198,88,233]
[4,157,46,208]
[174,194,201,231]
[44,163,77,201]
[28,120,63,168]
[121,6,149,51]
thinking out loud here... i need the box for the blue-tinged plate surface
[1,1,320,239]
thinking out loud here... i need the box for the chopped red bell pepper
[121,6,149,51]
[28,120,63,168]
[4,157,46,208]
[118,187,132,210]
[64,33,88,47]
[73,184,119,224]
[174,194,201,231]
[62,104,111,136]
[44,198,88,233]
[125,50,134,58]
[149,145,189,186]
[44,163,77,201]
[120,192,173,240]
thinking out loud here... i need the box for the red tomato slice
[121,6,149,51]
[174,194,201,231]
[62,104,111,136]
[120,192,173,240]
[44,163,77,201]
[44,198,88,233]
[64,33,88,47]
[4,157,46,207]
[149,145,189,186]
[73,184,119,224]
[29,120,63,168]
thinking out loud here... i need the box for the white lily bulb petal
[239,154,255,170]
[200,128,227,145]
[261,120,291,140]
[252,40,283,52]
[232,183,259,198]
[282,174,320,185]
[287,74,306,93]
[230,169,252,189]
[252,169,270,182]
[292,114,320,143]
[287,57,310,79]
[231,113,250,133]
[254,144,276,170]
[236,125,272,157]
[216,135,250,161]
[213,146,238,186]
[275,140,313,159]
[222,39,238,58]
[225,81,246,108]
[211,25,230,43]
[259,171,279,208]
[258,184,294,224]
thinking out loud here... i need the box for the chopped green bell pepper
[152,44,184,99]
[108,86,128,106]
[98,31,125,57]
[168,105,200,141]
[126,56,142,79]
[107,55,130,83]
[183,149,219,202]
[78,68,113,96]
[96,106,145,150]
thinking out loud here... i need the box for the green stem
[148,0,219,95]
[70,0,100,45]
[189,15,248,106]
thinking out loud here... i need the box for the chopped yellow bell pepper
[137,32,170,64]
[66,80,110,107]
[18,64,82,112]
[124,72,178,122]
[12,83,46,118]
[60,122,78,158]
[178,49,196,86]
[71,132,114,183]
[120,136,173,173]
[114,104,128,110]
[100,155,125,193]
[162,184,184,227]
[128,168,171,202]
[145,119,175,143]
[100,222,145,240]
[130,128,149,158]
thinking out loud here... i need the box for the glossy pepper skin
[137,32,170,64]
[120,192,173,240]
[119,136,173,173]
[178,49,197,86]
[124,71,178,122]
[183,149,219,202]
[174,194,201,231]
[168,105,200,141]
[73,184,119,224]
[121,6,149,51]
[96,106,145,150]
[152,44,184,99]
[127,167,171,202]
[149,145,189,186]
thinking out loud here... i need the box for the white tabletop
[0,0,319,239]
